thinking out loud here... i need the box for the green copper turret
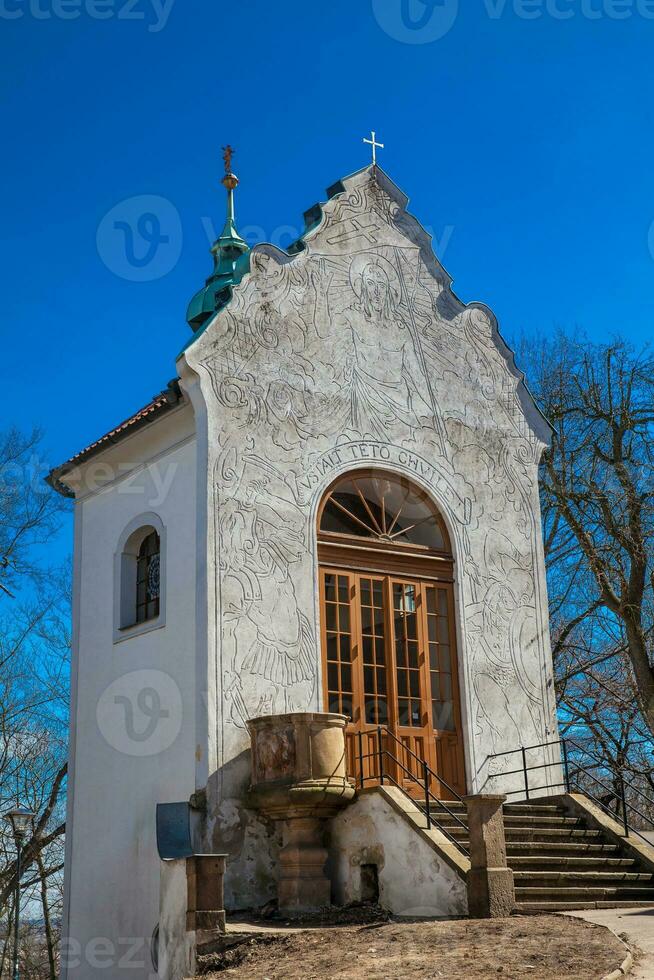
[186,147,250,331]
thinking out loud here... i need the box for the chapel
[50,150,652,980]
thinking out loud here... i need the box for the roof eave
[46,379,183,498]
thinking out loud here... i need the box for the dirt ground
[196,913,627,980]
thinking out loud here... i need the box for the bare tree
[517,332,654,738]
[0,429,64,599]
[0,429,70,978]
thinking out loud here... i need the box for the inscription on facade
[299,441,445,497]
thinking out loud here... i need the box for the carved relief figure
[308,251,447,453]
[219,470,315,728]
[468,530,544,762]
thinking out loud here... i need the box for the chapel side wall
[59,500,83,979]
[62,433,197,980]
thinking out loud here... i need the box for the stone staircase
[431,799,654,912]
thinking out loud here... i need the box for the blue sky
[2,0,654,560]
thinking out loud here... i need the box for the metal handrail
[353,726,470,856]
[490,736,654,809]
[488,737,564,758]
[486,736,654,847]
[565,756,654,813]
[564,737,654,808]
[374,724,465,803]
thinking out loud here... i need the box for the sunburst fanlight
[320,473,448,552]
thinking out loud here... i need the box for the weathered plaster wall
[158,860,194,980]
[330,790,467,916]
[61,410,197,980]
[178,165,561,896]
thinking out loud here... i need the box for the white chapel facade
[50,160,560,977]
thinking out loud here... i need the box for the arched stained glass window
[319,471,449,553]
[136,530,161,624]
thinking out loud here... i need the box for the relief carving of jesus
[309,253,445,452]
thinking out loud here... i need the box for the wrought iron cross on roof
[363,130,384,166]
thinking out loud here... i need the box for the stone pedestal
[158,853,227,980]
[464,794,515,918]
[247,712,355,913]
[186,855,227,934]
[278,816,331,909]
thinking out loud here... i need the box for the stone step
[429,801,567,818]
[507,842,620,855]
[515,886,654,900]
[516,900,654,912]
[505,804,566,816]
[434,812,581,828]
[442,826,603,842]
[509,856,636,870]
[509,827,601,840]
[426,795,654,913]
[513,871,653,884]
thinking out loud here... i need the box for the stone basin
[246,712,355,911]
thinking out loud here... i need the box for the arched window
[318,470,466,798]
[115,517,165,639]
[319,471,450,552]
[136,530,161,624]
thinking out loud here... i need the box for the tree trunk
[36,851,57,980]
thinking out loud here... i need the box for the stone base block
[278,817,330,911]
[186,909,227,933]
[467,867,515,918]
[278,871,331,911]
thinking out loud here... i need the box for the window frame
[318,471,454,584]
[318,468,452,556]
[113,513,167,644]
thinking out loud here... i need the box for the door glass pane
[360,576,387,726]
[393,581,422,728]
[324,573,337,602]
[322,573,354,719]
[339,603,350,633]
[433,701,454,731]
[426,585,456,732]
[340,635,351,662]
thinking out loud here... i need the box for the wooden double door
[320,567,466,798]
